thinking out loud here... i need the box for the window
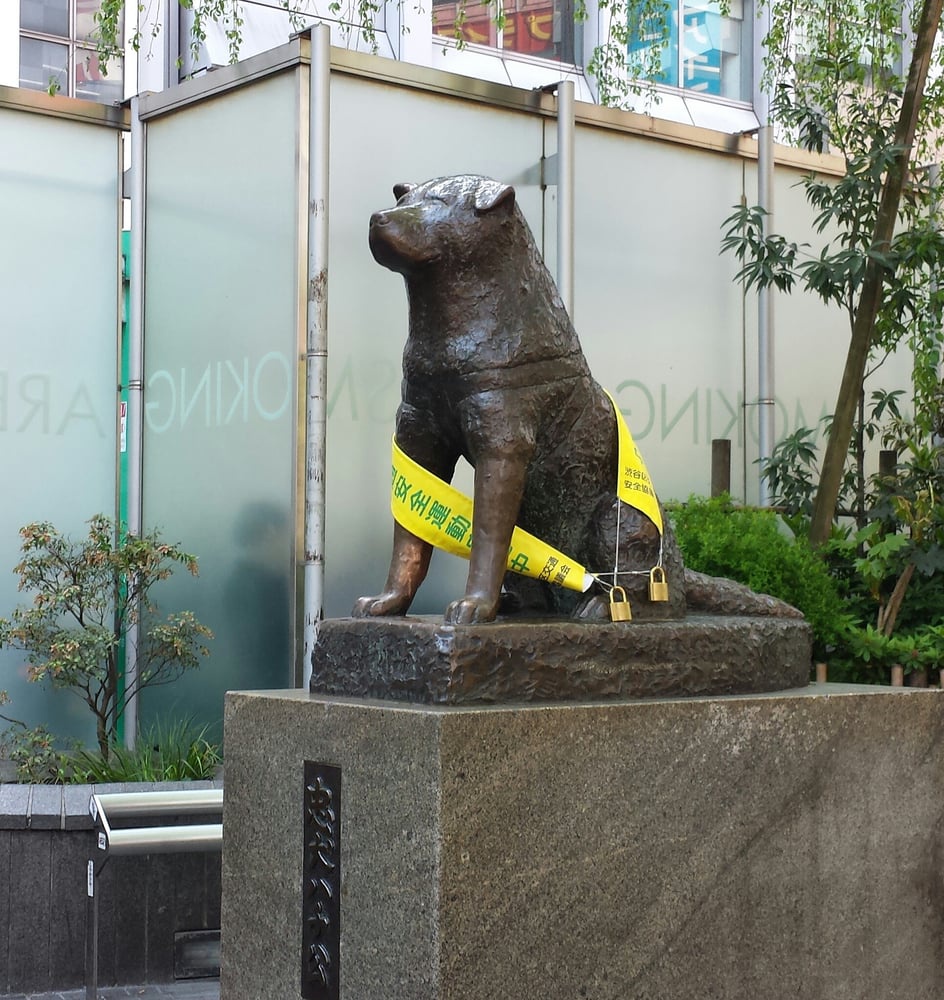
[19,0,123,103]
[791,1,905,84]
[433,0,580,65]
[630,0,752,102]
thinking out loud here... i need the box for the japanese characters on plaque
[301,762,341,1000]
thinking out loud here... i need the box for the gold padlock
[648,566,669,602]
[609,586,633,622]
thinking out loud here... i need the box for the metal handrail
[90,787,223,820]
[86,787,224,999]
[104,822,223,855]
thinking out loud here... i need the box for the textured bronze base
[310,614,812,703]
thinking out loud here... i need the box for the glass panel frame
[75,47,124,103]
[20,0,70,37]
[141,70,303,738]
[432,0,581,65]
[18,36,69,94]
[0,106,121,746]
[629,0,752,103]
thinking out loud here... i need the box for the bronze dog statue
[353,175,797,625]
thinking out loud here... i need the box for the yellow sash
[390,392,661,592]
[604,389,663,535]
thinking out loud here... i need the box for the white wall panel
[0,104,120,741]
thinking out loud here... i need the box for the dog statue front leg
[445,452,528,625]
[352,521,433,617]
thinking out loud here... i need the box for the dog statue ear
[393,183,416,201]
[474,182,516,216]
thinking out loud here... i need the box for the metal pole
[930,162,942,387]
[711,439,732,497]
[754,9,775,507]
[303,24,331,689]
[556,80,575,318]
[124,96,146,749]
[756,126,775,506]
[85,859,99,1000]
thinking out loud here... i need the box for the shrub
[0,515,212,761]
[70,718,221,783]
[0,705,221,784]
[670,494,847,659]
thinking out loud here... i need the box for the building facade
[2,0,761,131]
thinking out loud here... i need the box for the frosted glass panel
[142,71,301,736]
[0,106,119,745]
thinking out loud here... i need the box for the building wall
[174,0,759,133]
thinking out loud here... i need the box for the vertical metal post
[164,0,180,90]
[756,126,775,506]
[556,80,575,319]
[303,25,331,689]
[85,858,100,1000]
[124,96,146,749]
[929,163,942,388]
[879,449,898,479]
[754,8,775,507]
[711,439,732,497]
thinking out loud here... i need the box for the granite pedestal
[221,683,944,1000]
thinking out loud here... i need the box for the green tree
[0,516,212,760]
[758,367,944,681]
[721,0,944,545]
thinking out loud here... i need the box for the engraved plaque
[302,761,341,1000]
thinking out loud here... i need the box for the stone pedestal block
[221,686,944,1000]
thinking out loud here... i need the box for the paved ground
[0,980,219,1000]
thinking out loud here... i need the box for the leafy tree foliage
[760,376,944,682]
[721,0,944,543]
[0,516,212,759]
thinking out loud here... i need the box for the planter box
[0,779,222,994]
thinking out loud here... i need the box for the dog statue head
[368,175,517,276]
